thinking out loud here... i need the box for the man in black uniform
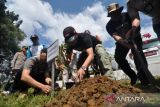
[63,26,112,80]
[127,0,160,40]
[106,3,150,85]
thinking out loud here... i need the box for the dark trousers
[11,70,46,93]
[115,37,149,83]
[10,70,29,92]
[153,23,160,40]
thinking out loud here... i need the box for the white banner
[47,40,59,62]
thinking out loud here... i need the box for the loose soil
[45,76,146,107]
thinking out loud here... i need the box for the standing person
[10,46,27,74]
[3,46,27,93]
[106,3,150,85]
[127,0,160,40]
[10,48,52,94]
[63,26,112,80]
[27,34,44,58]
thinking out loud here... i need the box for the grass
[0,77,160,107]
[0,93,52,107]
[0,87,59,107]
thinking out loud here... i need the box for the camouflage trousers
[95,44,115,79]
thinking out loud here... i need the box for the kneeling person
[63,26,112,81]
[11,48,51,94]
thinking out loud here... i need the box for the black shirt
[67,33,101,52]
[106,12,140,39]
[23,57,49,82]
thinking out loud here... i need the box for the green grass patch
[0,92,53,107]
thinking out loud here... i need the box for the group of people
[3,0,160,94]
[3,35,52,94]
[63,0,160,86]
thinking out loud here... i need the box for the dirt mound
[45,76,142,107]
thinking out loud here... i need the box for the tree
[0,0,26,58]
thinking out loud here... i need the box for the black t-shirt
[106,12,140,39]
[23,57,49,82]
[67,33,101,52]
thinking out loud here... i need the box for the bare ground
[44,76,157,107]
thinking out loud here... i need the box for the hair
[22,46,27,49]
[30,34,39,40]
[40,48,47,54]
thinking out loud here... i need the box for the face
[40,52,47,62]
[31,38,38,43]
[22,47,27,52]
[110,11,121,21]
[66,35,78,46]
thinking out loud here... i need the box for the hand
[41,84,51,94]
[71,72,79,82]
[45,77,52,85]
[77,68,85,81]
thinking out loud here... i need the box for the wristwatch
[81,66,87,71]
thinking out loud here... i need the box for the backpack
[26,46,32,58]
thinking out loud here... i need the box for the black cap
[84,30,91,35]
[30,34,38,39]
[63,26,76,38]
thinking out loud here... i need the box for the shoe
[1,90,10,95]
[141,81,150,86]
[130,77,137,86]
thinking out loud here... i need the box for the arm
[11,52,18,69]
[113,33,131,48]
[106,21,131,48]
[82,48,94,68]
[77,48,94,80]
[95,35,102,42]
[127,2,140,38]
[21,69,51,93]
[132,18,140,27]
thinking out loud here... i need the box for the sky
[6,0,157,54]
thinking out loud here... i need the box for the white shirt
[30,44,43,57]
